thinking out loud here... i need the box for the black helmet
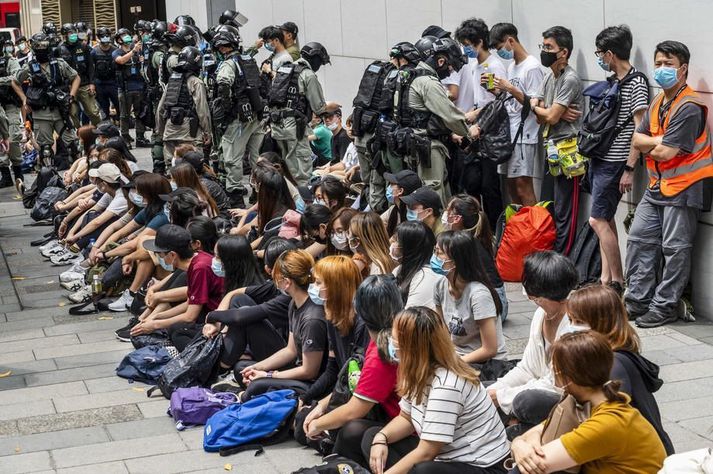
[152,21,168,42]
[42,22,57,35]
[115,28,132,44]
[174,15,195,27]
[414,35,437,60]
[134,19,151,34]
[167,25,197,48]
[176,46,202,73]
[30,33,51,51]
[390,42,421,64]
[219,9,248,28]
[96,27,112,43]
[212,27,240,50]
[300,42,330,72]
[60,23,77,35]
[75,22,89,33]
[432,37,467,72]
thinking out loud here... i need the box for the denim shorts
[589,158,626,220]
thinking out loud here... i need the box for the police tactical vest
[164,72,194,113]
[146,46,162,87]
[25,59,62,109]
[393,67,433,128]
[60,43,89,82]
[160,50,178,85]
[380,67,400,115]
[354,61,394,111]
[118,50,142,85]
[268,62,309,116]
[231,55,264,122]
[93,46,115,81]
[0,56,20,107]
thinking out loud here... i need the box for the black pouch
[169,107,186,125]
[410,134,432,169]
[359,110,379,135]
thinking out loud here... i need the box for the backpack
[578,71,648,160]
[149,335,222,399]
[326,347,384,420]
[23,166,62,209]
[203,389,298,455]
[291,455,371,474]
[568,222,602,285]
[116,345,172,383]
[30,186,67,221]
[168,387,239,431]
[472,94,513,164]
[496,203,556,282]
[131,330,170,350]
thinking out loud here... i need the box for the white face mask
[327,122,338,131]
[441,212,449,227]
[568,323,591,333]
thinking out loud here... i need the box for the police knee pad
[67,140,81,160]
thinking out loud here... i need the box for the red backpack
[496,204,556,282]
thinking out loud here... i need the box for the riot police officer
[145,21,169,173]
[42,22,61,56]
[58,23,102,126]
[156,46,211,163]
[12,33,80,170]
[91,27,119,122]
[114,28,148,147]
[0,39,24,189]
[161,26,197,87]
[219,9,249,29]
[267,42,329,185]
[75,22,90,45]
[15,36,31,67]
[212,26,264,208]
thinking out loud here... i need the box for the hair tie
[603,380,615,389]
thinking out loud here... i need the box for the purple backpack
[168,387,239,431]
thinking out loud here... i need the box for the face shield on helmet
[300,42,330,72]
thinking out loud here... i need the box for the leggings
[240,374,312,402]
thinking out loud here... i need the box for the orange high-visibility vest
[646,85,713,197]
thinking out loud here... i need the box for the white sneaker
[108,289,133,312]
[51,251,82,266]
[67,260,88,274]
[68,285,92,303]
[41,245,66,259]
[61,279,85,291]
[60,269,85,283]
[39,239,61,253]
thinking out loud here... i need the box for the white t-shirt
[399,367,510,467]
[271,50,293,71]
[97,191,128,216]
[442,57,478,112]
[474,54,508,109]
[341,142,359,170]
[506,55,545,144]
[393,264,445,310]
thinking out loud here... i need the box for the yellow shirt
[560,395,665,474]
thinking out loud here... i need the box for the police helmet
[414,35,437,60]
[174,15,196,27]
[2,39,12,48]
[115,28,132,44]
[219,9,249,28]
[75,22,89,33]
[176,46,202,73]
[390,42,421,64]
[96,27,112,44]
[134,19,151,34]
[300,42,330,72]
[42,22,57,35]
[212,28,241,50]
[60,23,77,35]
[167,25,197,48]
[432,37,467,72]
[15,36,26,46]
[30,33,51,52]
[152,21,168,42]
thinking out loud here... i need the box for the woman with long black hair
[211,235,265,293]
[391,221,443,309]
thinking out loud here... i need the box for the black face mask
[34,49,50,63]
[426,57,450,79]
[540,50,559,68]
[305,56,322,72]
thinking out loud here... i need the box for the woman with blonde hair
[364,306,510,474]
[239,249,328,401]
[349,211,396,277]
[567,284,674,454]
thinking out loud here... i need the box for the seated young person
[238,249,328,401]
[487,251,578,436]
[131,224,224,351]
[382,170,423,236]
[301,204,332,257]
[313,175,348,212]
[325,207,358,256]
[401,186,446,237]
[567,284,674,455]
[510,331,665,474]
[173,149,231,218]
[255,151,303,209]
[305,275,404,464]
[170,162,220,218]
[391,221,443,309]
[349,212,396,277]
[314,114,360,182]
[363,306,510,474]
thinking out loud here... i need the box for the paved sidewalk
[0,154,711,472]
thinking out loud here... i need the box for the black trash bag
[131,330,170,350]
[30,186,68,221]
[291,455,370,474]
[151,335,223,399]
[23,166,62,209]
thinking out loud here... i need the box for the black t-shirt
[201,176,231,217]
[331,128,352,164]
[289,298,328,377]
[327,314,370,369]
[245,280,280,304]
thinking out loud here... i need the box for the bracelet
[371,441,388,446]
[266,371,274,378]
[375,431,389,443]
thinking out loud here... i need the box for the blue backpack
[203,389,298,456]
[116,345,172,384]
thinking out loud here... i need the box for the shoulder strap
[610,71,650,137]
[219,444,264,457]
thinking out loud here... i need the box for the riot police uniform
[156,46,211,161]
[14,33,80,170]
[15,36,31,68]
[0,49,23,187]
[91,27,120,122]
[213,28,265,207]
[268,42,329,186]
[58,23,102,126]
[113,28,147,145]
[145,21,169,172]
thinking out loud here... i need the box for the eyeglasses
[348,235,360,247]
[594,50,608,58]
[538,44,561,53]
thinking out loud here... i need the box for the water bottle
[347,360,361,393]
[546,140,561,176]
[91,274,102,296]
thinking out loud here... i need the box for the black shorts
[589,158,626,220]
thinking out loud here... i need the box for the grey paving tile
[0,349,35,365]
[0,450,52,473]
[0,318,56,334]
[177,427,203,450]
[660,344,713,363]
[34,340,128,360]
[16,405,143,436]
[84,376,152,394]
[0,328,46,343]
[54,349,127,370]
[266,441,328,473]
[0,381,87,405]
[52,433,185,469]
[44,318,125,337]
[670,323,713,338]
[25,363,118,387]
[654,378,713,403]
[640,334,689,352]
[642,349,684,367]
[4,307,67,322]
[660,396,713,421]
[53,389,151,413]
[0,426,109,456]
[0,334,78,354]
[0,374,26,391]
[136,400,169,419]
[0,419,18,438]
[679,416,713,440]
[105,416,175,442]
[124,449,277,474]
[0,399,55,422]
[77,329,121,344]
[660,359,713,382]
[57,461,129,474]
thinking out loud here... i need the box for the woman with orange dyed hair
[567,284,674,454]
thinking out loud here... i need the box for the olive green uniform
[0,55,23,166]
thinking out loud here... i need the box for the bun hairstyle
[354,275,404,361]
[271,249,314,291]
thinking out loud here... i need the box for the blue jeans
[496,285,509,322]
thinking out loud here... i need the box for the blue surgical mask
[430,254,450,276]
[385,186,394,204]
[596,56,610,72]
[387,337,399,363]
[653,66,679,89]
[497,47,514,61]
[68,33,78,43]
[406,208,419,221]
[331,232,348,250]
[211,257,225,277]
[163,203,171,221]
[158,255,174,272]
[265,43,275,52]
[129,190,145,207]
[463,45,477,59]
[3,46,13,55]
[296,197,305,213]
[314,198,327,207]
[308,283,325,306]
[170,181,177,191]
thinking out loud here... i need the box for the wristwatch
[266,371,274,378]
[624,165,635,172]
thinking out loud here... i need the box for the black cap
[280,21,298,36]
[120,170,149,189]
[383,170,421,196]
[421,25,451,39]
[400,186,443,214]
[159,186,194,202]
[177,150,204,174]
[143,224,192,253]
[92,121,120,138]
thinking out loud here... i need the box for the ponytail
[602,380,627,403]
[374,328,392,362]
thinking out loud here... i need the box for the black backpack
[30,186,67,221]
[291,455,370,474]
[472,93,531,164]
[569,222,602,285]
[578,71,648,160]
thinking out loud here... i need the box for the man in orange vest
[628,40,713,328]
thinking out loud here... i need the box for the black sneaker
[635,311,678,328]
[115,316,139,342]
[135,138,151,148]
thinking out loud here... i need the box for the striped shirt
[603,69,649,162]
[399,367,510,467]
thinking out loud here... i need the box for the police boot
[11,165,24,195]
[228,189,246,209]
[136,135,151,148]
[0,167,12,188]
